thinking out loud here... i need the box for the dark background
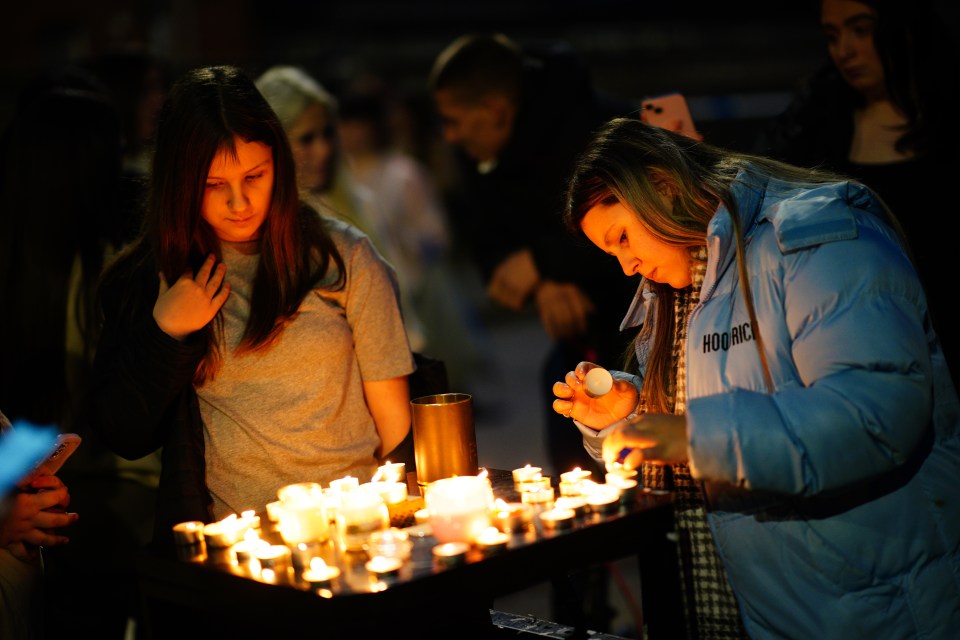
[1,1,843,153]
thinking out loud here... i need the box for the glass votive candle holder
[336,489,389,552]
[288,540,324,577]
[302,557,340,590]
[433,542,470,569]
[512,464,542,490]
[490,501,534,533]
[367,527,413,560]
[276,482,329,545]
[539,507,577,531]
[474,526,509,556]
[425,475,494,544]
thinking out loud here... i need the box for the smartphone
[32,433,81,477]
[640,92,701,141]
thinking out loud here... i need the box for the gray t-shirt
[200,217,414,519]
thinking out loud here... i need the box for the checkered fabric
[639,246,747,639]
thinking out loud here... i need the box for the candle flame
[243,528,259,543]
[310,557,329,572]
[371,468,384,482]
[477,468,489,479]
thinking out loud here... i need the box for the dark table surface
[136,469,682,639]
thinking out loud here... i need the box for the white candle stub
[584,367,613,398]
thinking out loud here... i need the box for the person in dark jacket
[755,0,960,386]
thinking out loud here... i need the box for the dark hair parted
[104,65,345,384]
[428,33,524,105]
[565,117,862,411]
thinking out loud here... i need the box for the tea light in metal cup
[265,500,283,523]
[520,486,555,507]
[433,541,470,569]
[559,467,592,484]
[329,475,359,494]
[375,461,406,484]
[367,527,413,560]
[606,474,640,505]
[475,526,509,556]
[554,496,589,519]
[512,464,542,490]
[203,515,243,548]
[255,544,292,583]
[490,500,533,533]
[585,484,621,515]
[558,469,589,497]
[516,474,551,494]
[539,507,577,531]
[302,557,340,590]
[172,521,206,562]
[232,529,269,572]
[360,480,408,505]
[365,555,403,583]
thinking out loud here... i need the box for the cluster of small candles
[172,458,642,594]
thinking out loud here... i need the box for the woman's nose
[227,184,249,211]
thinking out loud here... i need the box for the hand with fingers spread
[600,413,689,470]
[551,361,639,430]
[153,253,231,341]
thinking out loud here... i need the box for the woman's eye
[246,172,264,182]
[298,133,315,146]
[205,182,223,190]
[619,231,628,245]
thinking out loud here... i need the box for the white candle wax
[425,475,494,544]
[276,482,329,545]
[375,461,406,484]
[511,464,542,485]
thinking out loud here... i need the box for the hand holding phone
[31,433,81,478]
[641,92,702,141]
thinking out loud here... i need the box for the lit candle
[367,527,413,560]
[605,474,639,505]
[232,529,269,573]
[539,507,577,531]
[512,464,542,489]
[276,482,329,545]
[302,557,340,590]
[585,484,621,515]
[516,474,552,494]
[425,475,494,544]
[475,526,509,556]
[172,521,206,562]
[520,486,555,507]
[336,489,389,552]
[255,544,292,583]
[490,500,533,533]
[375,461,406,484]
[203,514,243,548]
[329,476,359,494]
[360,480,408,505]
[559,467,592,484]
[605,461,638,480]
[265,500,283,523]
[414,507,431,526]
[239,509,261,532]
[432,542,470,569]
[554,496,589,519]
[365,555,403,582]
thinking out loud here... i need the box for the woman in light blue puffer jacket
[553,117,960,639]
